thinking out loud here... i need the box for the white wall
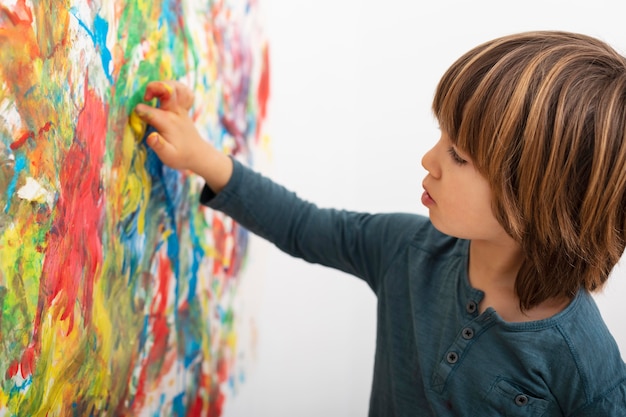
[224,1,626,416]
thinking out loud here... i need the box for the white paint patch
[17,177,54,206]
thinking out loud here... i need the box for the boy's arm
[134,80,422,290]
[134,80,233,193]
[203,157,422,291]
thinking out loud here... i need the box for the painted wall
[0,0,268,415]
[224,1,626,416]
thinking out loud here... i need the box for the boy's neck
[468,238,523,291]
[468,239,571,322]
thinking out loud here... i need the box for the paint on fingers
[147,132,161,148]
[160,82,174,96]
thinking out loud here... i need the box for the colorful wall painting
[0,0,270,415]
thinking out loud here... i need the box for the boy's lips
[421,186,436,206]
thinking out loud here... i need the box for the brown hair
[432,31,626,310]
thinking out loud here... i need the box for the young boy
[134,31,626,416]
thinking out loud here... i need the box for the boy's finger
[147,132,165,149]
[144,81,177,111]
[146,132,177,165]
[134,104,171,133]
[172,81,195,110]
[144,81,169,101]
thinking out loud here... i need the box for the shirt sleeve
[200,158,425,292]
[571,378,626,416]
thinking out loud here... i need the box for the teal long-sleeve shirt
[201,158,626,417]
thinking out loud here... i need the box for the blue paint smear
[155,393,167,417]
[137,314,150,354]
[5,154,27,213]
[71,9,113,83]
[160,0,183,51]
[9,373,32,395]
[143,123,185,327]
[143,125,182,279]
[236,220,250,270]
[178,303,202,367]
[119,200,147,286]
[216,305,226,323]
[93,15,113,83]
[172,391,187,416]
[183,336,201,369]
[187,215,202,304]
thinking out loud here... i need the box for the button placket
[431,313,495,393]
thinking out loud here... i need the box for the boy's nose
[421,144,440,179]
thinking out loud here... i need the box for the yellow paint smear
[129,111,146,142]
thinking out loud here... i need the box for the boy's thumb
[146,132,179,169]
[147,132,166,152]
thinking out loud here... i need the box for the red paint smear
[131,253,173,413]
[208,387,225,417]
[10,129,34,150]
[6,341,36,380]
[211,217,244,281]
[218,116,242,146]
[23,81,107,377]
[10,122,53,150]
[20,345,35,378]
[216,358,228,384]
[39,121,53,133]
[188,395,205,416]
[0,0,33,27]
[6,359,19,379]
[186,352,232,417]
[210,1,251,157]
[255,44,270,140]
[187,351,213,416]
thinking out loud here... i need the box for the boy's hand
[134,81,207,172]
[143,80,195,112]
[133,80,233,193]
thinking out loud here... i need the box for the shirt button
[462,327,474,340]
[466,300,477,314]
[446,351,459,364]
[514,394,529,407]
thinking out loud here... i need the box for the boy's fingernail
[147,132,160,146]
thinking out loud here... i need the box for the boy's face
[421,131,512,244]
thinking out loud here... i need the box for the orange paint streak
[0,0,68,180]
[33,1,71,59]
[212,216,225,276]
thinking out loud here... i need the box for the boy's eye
[447,147,468,165]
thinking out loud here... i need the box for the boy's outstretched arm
[134,80,233,193]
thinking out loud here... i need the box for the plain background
[224,1,626,416]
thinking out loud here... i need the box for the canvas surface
[0,0,269,415]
